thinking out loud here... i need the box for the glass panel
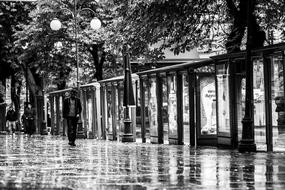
[53,97,56,127]
[236,76,245,141]
[144,80,150,141]
[136,82,141,138]
[183,73,190,144]
[107,88,112,134]
[253,58,266,151]
[59,96,63,134]
[162,77,169,143]
[87,92,93,135]
[115,88,119,139]
[149,77,158,139]
[118,87,124,137]
[168,75,178,139]
[271,55,285,152]
[200,76,216,135]
[216,64,230,134]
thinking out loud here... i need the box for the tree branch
[225,0,238,16]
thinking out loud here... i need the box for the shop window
[144,80,150,140]
[162,77,169,143]
[182,73,190,144]
[216,64,230,134]
[200,76,216,135]
[253,58,266,151]
[167,75,178,139]
[148,77,158,139]
[118,87,124,136]
[107,88,113,134]
[271,55,285,151]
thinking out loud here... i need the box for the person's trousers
[66,117,78,143]
[6,121,16,133]
[26,118,35,135]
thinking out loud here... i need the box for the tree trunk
[27,66,44,134]
[57,70,67,90]
[88,44,106,81]
[225,0,265,53]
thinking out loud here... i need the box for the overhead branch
[225,0,238,16]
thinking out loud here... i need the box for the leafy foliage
[0,1,33,82]
[112,0,285,55]
[13,0,119,89]
[3,0,285,91]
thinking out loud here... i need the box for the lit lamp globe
[50,18,62,31]
[90,18,101,30]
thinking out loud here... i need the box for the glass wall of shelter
[80,83,101,139]
[46,43,285,152]
[48,89,70,136]
[212,43,285,152]
[137,60,215,145]
[48,83,101,139]
[99,74,139,142]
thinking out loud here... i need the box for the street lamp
[50,0,101,138]
[122,44,136,142]
[238,0,256,152]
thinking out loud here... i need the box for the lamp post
[122,44,136,142]
[238,0,256,152]
[50,0,101,138]
[21,44,29,105]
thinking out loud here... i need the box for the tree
[112,0,285,56]
[14,0,121,85]
[0,1,34,126]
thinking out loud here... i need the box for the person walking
[0,93,6,132]
[6,105,17,134]
[63,88,82,146]
[23,103,36,136]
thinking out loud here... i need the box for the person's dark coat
[6,109,17,122]
[63,97,82,118]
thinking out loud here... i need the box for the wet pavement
[0,134,285,190]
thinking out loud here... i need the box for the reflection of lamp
[50,0,101,138]
[122,44,135,142]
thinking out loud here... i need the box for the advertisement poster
[200,77,216,135]
[149,79,158,136]
[168,90,177,138]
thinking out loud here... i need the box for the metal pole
[238,0,256,152]
[74,0,79,90]
[74,0,83,136]
[74,0,85,138]
[122,44,135,142]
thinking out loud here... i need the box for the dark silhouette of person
[23,102,36,136]
[47,113,51,127]
[63,88,82,146]
[6,105,17,134]
[0,93,7,132]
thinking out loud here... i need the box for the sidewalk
[0,134,285,190]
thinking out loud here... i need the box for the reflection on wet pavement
[0,135,285,189]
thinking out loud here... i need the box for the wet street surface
[0,134,285,190]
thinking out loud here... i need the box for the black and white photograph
[1,0,285,189]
